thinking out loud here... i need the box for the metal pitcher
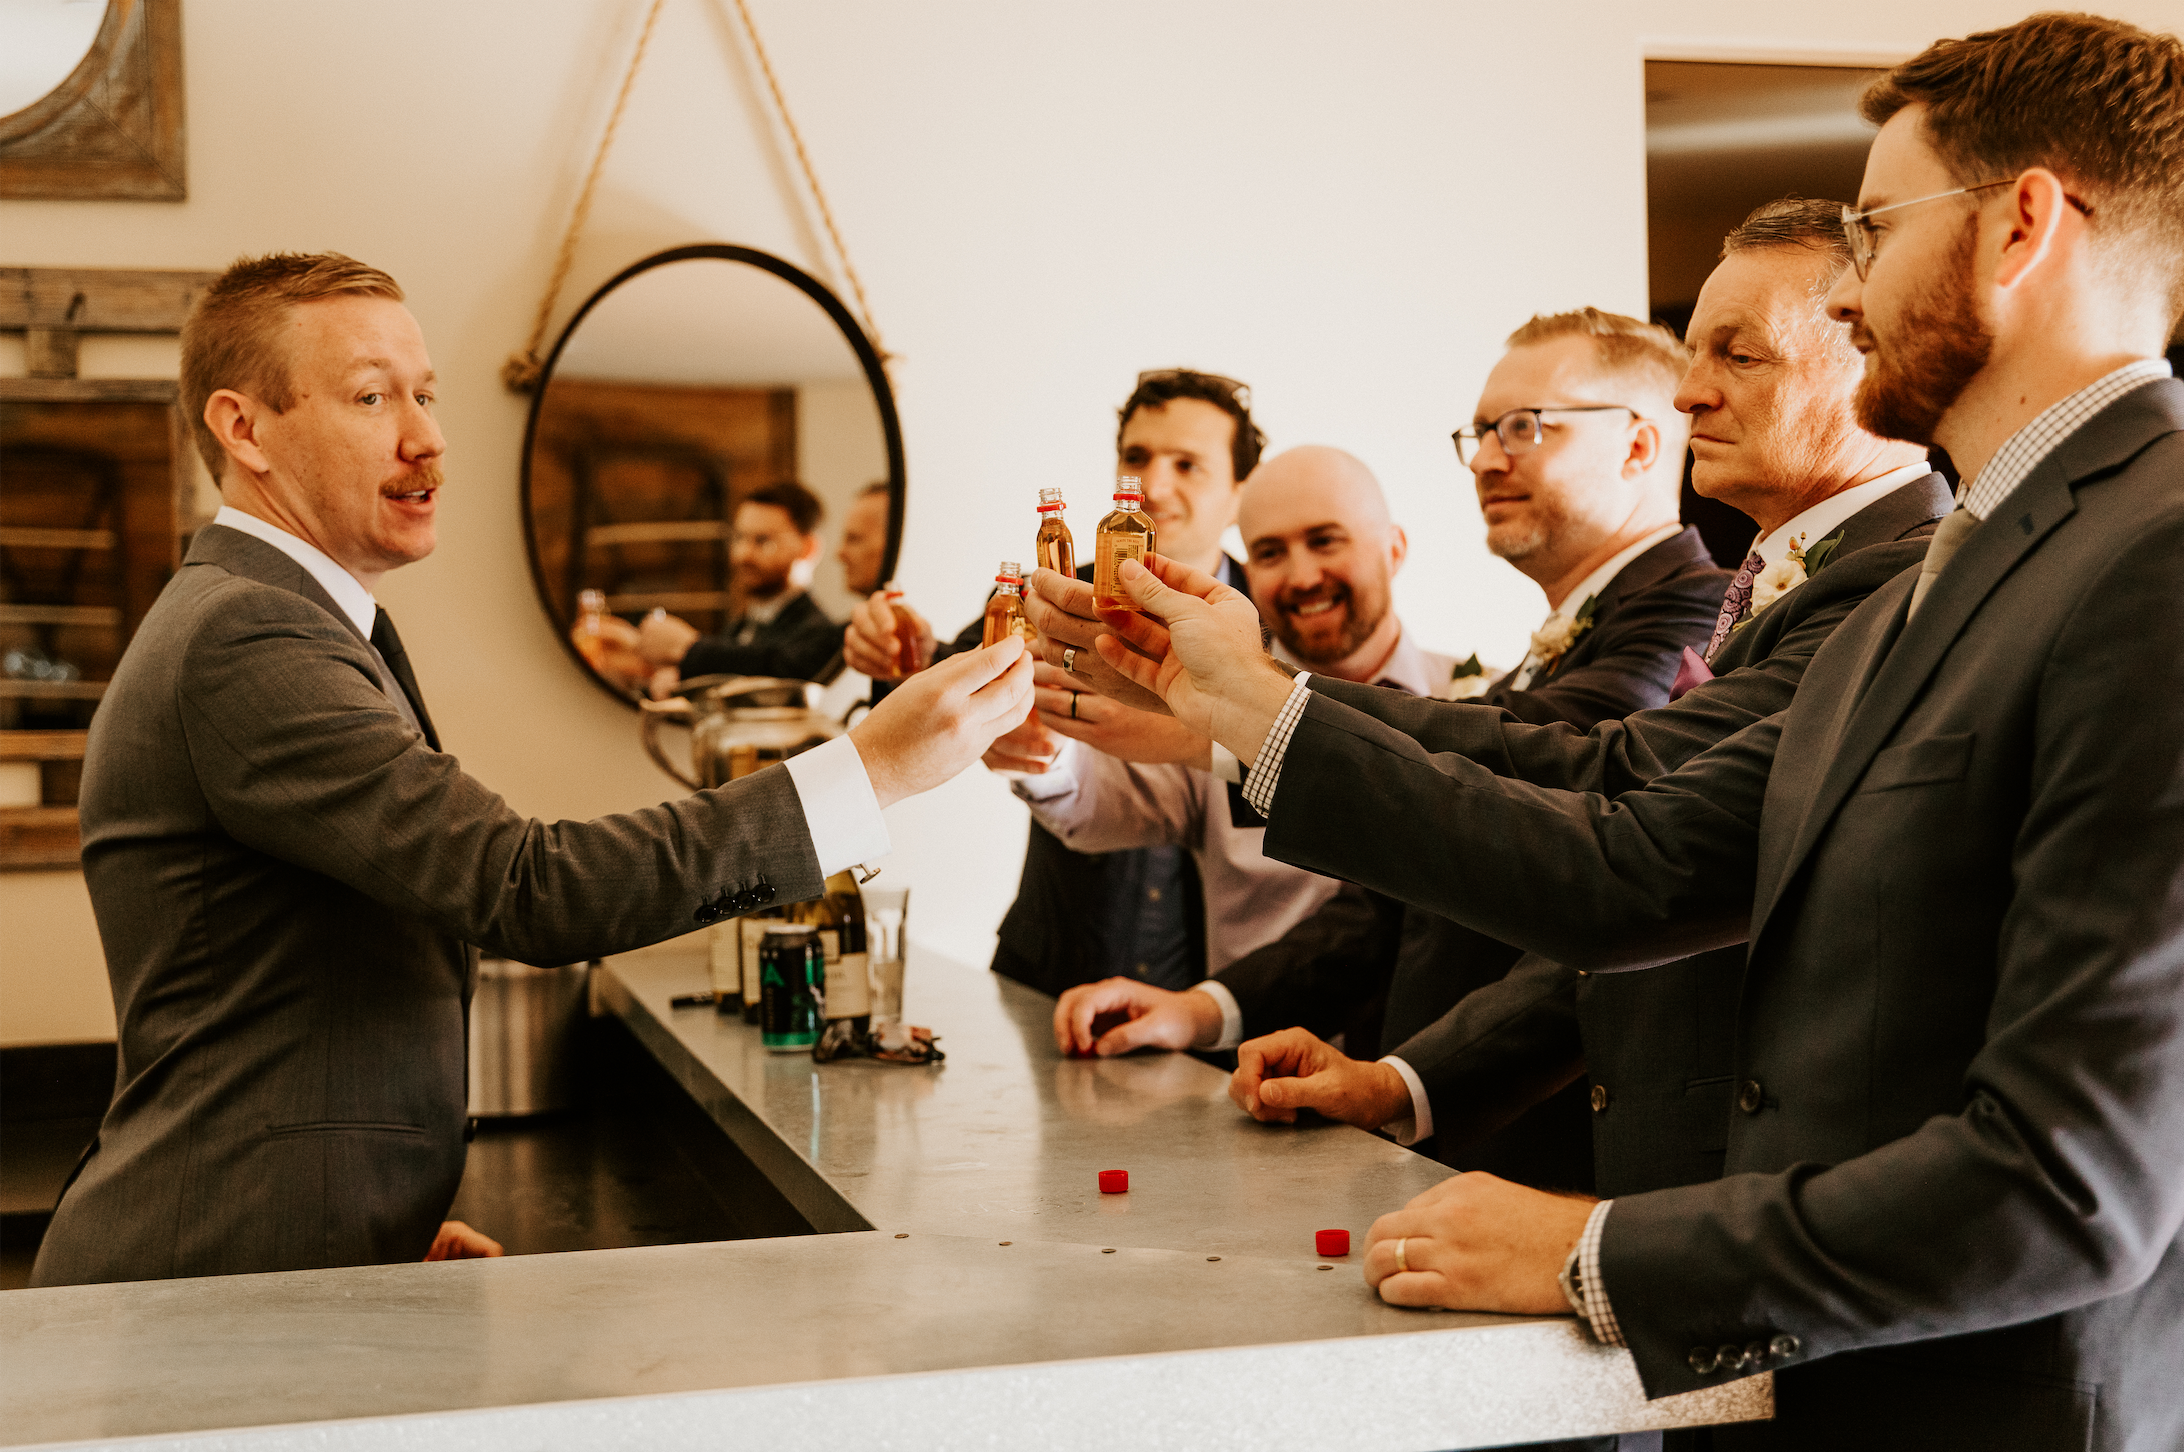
[639,675,843,789]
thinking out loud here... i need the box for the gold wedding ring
[1070,692,1080,719]
[1394,1237,1410,1274]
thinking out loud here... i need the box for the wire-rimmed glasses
[1454,405,1645,466]
[1839,180,2016,280]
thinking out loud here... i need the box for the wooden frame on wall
[0,0,187,202]
[1,266,214,870]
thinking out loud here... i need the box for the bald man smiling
[1015,446,1460,1017]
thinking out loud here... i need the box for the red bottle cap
[1315,1228,1350,1257]
[1098,1169,1129,1194]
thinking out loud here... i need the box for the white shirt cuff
[1240,672,1313,817]
[1209,740,1242,785]
[1573,1199,1624,1346]
[784,735,891,878]
[1191,980,1245,1051]
[1377,1055,1433,1146]
[1008,736,1081,800]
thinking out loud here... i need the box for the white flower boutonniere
[1526,594,1598,675]
[1749,556,1807,613]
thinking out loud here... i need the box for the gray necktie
[1907,506,1977,619]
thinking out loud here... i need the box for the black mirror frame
[518,243,906,708]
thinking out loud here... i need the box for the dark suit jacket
[35,526,825,1287]
[1372,475,1951,1195]
[1262,385,2184,1448]
[680,589,841,682]
[1216,527,1729,1185]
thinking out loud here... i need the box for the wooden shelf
[0,604,121,627]
[0,680,106,700]
[0,730,88,761]
[0,528,117,550]
[604,591,736,614]
[0,805,80,870]
[586,521,733,546]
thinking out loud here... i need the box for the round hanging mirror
[520,244,903,705]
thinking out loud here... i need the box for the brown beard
[1855,217,1994,446]
[1274,582,1386,666]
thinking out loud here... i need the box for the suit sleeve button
[1719,1343,1749,1371]
[1769,1334,1800,1359]
[1590,1083,1610,1112]
[754,885,776,905]
[1745,1341,1768,1367]
[1737,1079,1765,1114]
[1688,1348,1719,1374]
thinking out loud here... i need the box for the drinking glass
[863,885,910,1043]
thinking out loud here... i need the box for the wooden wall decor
[0,0,187,201]
[0,266,214,870]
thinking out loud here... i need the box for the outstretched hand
[851,637,1034,807]
[1079,556,1292,757]
[1023,569,1173,716]
[1033,664,1211,767]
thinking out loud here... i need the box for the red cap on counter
[1098,1170,1129,1194]
[1315,1228,1350,1257]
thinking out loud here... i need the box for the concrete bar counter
[1,942,1770,1450]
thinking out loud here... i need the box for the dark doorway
[1645,60,1888,567]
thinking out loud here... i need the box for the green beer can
[760,923,822,1052]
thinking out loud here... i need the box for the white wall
[6,0,2176,1044]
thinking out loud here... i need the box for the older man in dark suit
[31,253,1032,1288]
[1068,16,2184,1448]
[1221,199,1950,1203]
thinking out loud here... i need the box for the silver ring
[1394,1237,1409,1274]
[1070,692,1080,719]
[1062,647,1077,672]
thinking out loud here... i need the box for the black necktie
[369,606,439,750]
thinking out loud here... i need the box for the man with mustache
[1007,445,1460,983]
[1061,15,2184,1446]
[31,253,1034,1287]
[1049,312,1725,1101]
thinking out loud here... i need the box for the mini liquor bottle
[1034,487,1075,577]
[815,869,871,1024]
[1093,476,1155,612]
[878,579,922,678]
[981,563,1039,648]
[572,588,612,669]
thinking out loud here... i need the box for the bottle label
[818,929,840,964]
[740,917,771,1004]
[1096,531,1148,609]
[826,950,872,1019]
[708,921,741,996]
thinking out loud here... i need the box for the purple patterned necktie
[1703,551,1765,663]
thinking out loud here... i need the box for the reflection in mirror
[522,246,902,706]
[0,0,109,117]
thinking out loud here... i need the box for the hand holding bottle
[1082,555,1289,754]
[844,588,933,680]
[849,637,1033,807]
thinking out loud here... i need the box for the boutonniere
[1747,526,1846,615]
[1528,594,1598,674]
[1442,652,1496,700]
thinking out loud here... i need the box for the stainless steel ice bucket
[466,957,594,1118]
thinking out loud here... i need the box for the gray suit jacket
[1369,475,1951,1192]
[1261,384,2184,1450]
[34,525,824,1287]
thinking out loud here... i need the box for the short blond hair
[180,252,405,481]
[1504,307,1689,402]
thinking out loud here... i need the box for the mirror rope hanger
[502,0,890,394]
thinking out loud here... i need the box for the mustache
[379,464,444,497]
[1277,583,1350,613]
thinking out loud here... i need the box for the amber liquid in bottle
[880,581,920,678]
[981,563,1039,649]
[1034,487,1075,577]
[1093,476,1156,611]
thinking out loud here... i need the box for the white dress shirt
[207,508,888,878]
[1508,522,1684,689]
[1745,460,1936,569]
[1016,628,1453,1012]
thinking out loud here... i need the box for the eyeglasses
[1453,406,1645,466]
[1839,181,2014,280]
[1137,368,1252,409]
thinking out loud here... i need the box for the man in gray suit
[1056,15,2184,1448]
[32,253,1033,1288]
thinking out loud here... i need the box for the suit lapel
[1750,383,2183,949]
